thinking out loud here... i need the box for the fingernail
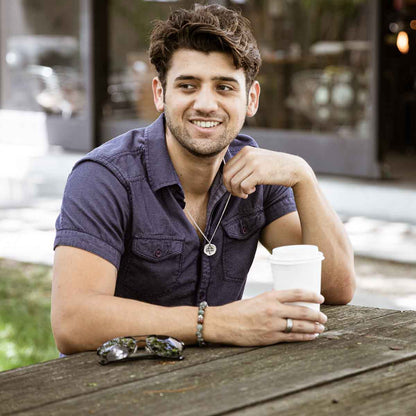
[320,313,328,323]
[313,333,320,339]
[318,324,325,332]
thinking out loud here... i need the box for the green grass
[0,258,58,372]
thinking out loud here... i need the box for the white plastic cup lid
[270,245,324,264]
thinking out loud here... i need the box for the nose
[192,86,219,113]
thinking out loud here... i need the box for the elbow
[324,268,356,305]
[341,263,357,304]
[334,282,355,305]
[51,307,87,355]
[51,315,77,355]
[53,333,76,356]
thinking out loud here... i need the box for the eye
[217,84,233,92]
[178,83,196,91]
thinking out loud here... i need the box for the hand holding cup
[270,245,325,312]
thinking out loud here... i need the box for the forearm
[52,294,197,354]
[223,147,355,304]
[53,289,328,354]
[292,163,355,304]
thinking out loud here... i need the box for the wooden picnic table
[1,304,416,415]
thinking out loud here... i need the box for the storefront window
[106,0,194,121]
[0,0,85,118]
[107,0,371,139]
[245,0,371,139]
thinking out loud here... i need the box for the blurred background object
[1,0,416,178]
[5,36,85,117]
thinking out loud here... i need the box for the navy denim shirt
[54,115,296,307]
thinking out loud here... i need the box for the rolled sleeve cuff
[264,196,297,226]
[54,229,122,269]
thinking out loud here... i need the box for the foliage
[0,259,57,372]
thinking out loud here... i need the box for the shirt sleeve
[54,160,130,269]
[263,184,297,226]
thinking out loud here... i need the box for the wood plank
[228,356,416,415]
[0,345,255,415]
[322,309,416,340]
[321,304,399,329]
[12,309,416,416]
[0,305,389,414]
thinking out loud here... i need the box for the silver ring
[284,318,293,333]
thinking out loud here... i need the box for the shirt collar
[145,113,182,194]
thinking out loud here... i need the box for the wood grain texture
[0,345,255,415]
[2,306,414,416]
[228,355,416,416]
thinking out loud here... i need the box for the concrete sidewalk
[1,144,416,311]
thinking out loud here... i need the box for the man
[51,4,355,355]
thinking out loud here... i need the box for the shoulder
[82,128,146,174]
[69,126,151,187]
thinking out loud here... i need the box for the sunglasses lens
[98,335,185,363]
[146,335,185,358]
[97,337,138,360]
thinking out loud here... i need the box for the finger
[223,147,257,185]
[240,174,257,195]
[229,169,255,198]
[282,304,327,325]
[230,168,253,197]
[223,159,247,193]
[224,149,244,170]
[280,332,320,342]
[225,146,252,170]
[223,150,246,175]
[280,318,325,334]
[275,289,325,305]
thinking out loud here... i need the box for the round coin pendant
[204,243,217,256]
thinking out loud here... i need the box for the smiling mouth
[190,120,221,128]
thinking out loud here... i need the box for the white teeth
[192,120,220,128]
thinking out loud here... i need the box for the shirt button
[242,225,247,234]
[155,249,162,258]
[199,291,206,299]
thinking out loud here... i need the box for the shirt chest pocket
[124,236,184,300]
[222,211,266,282]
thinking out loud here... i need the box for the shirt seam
[222,208,265,225]
[88,156,131,187]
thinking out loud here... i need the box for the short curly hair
[148,4,261,91]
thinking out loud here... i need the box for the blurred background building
[0,0,415,178]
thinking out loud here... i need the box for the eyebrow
[212,76,240,84]
[174,75,240,84]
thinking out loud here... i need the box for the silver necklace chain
[184,192,232,256]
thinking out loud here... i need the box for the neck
[166,135,227,197]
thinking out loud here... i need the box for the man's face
[152,49,260,158]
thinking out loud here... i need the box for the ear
[152,77,164,112]
[246,81,260,117]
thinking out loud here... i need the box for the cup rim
[270,244,324,264]
[270,253,325,265]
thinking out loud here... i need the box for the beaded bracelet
[196,301,208,346]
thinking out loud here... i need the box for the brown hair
[148,4,261,91]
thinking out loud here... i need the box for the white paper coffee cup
[270,245,324,311]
